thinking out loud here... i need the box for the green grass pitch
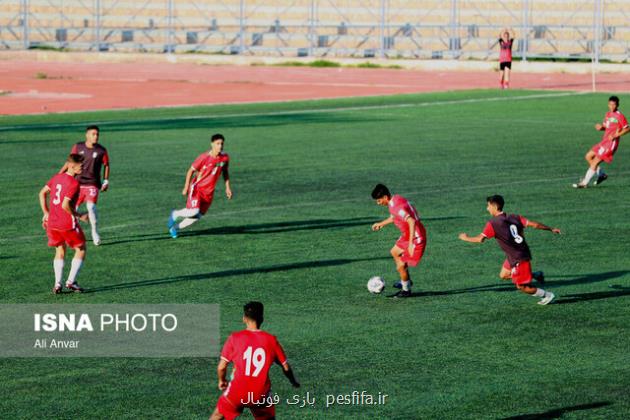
[1,89,629,419]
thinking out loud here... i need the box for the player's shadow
[86,257,388,293]
[547,270,630,287]
[501,401,611,419]
[100,112,387,133]
[555,285,630,304]
[386,282,514,298]
[105,217,375,246]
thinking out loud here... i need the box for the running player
[498,28,515,89]
[573,96,630,188]
[60,125,109,245]
[210,302,300,420]
[168,133,232,238]
[371,184,427,298]
[458,195,559,305]
[39,154,89,294]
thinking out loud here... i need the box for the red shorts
[186,184,214,215]
[76,185,100,206]
[216,395,275,420]
[502,259,533,285]
[592,139,619,163]
[395,237,426,267]
[47,227,86,248]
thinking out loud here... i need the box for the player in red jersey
[210,302,300,420]
[498,28,515,89]
[371,184,427,298]
[459,195,560,305]
[60,125,109,245]
[39,154,89,294]
[573,96,630,188]
[168,133,232,238]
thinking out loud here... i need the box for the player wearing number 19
[39,154,89,294]
[210,302,300,420]
[459,195,560,305]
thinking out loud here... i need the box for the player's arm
[406,216,416,254]
[372,215,394,231]
[614,125,630,139]
[38,185,51,228]
[61,197,88,222]
[101,162,110,192]
[458,233,486,243]
[280,361,300,388]
[524,219,561,234]
[182,166,197,196]
[216,358,229,391]
[223,165,232,200]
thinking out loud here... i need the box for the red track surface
[2,60,630,115]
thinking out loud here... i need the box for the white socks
[533,288,546,298]
[86,202,100,244]
[53,259,64,286]
[401,280,410,291]
[67,258,83,285]
[178,217,199,230]
[582,168,596,185]
[173,208,199,219]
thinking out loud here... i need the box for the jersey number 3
[52,184,62,205]
[509,224,524,244]
[243,346,266,377]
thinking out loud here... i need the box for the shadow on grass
[385,282,514,298]
[105,217,375,246]
[555,285,630,304]
[86,256,388,293]
[501,401,611,419]
[548,270,630,287]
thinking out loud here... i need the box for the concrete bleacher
[1,0,628,61]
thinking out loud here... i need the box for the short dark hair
[486,195,505,211]
[68,153,85,164]
[371,184,391,199]
[243,301,264,327]
[211,133,225,142]
[609,96,620,106]
[86,125,99,132]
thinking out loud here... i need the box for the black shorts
[500,61,512,70]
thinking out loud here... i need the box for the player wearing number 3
[458,195,560,305]
[39,154,89,294]
[210,302,299,420]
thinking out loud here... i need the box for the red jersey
[190,152,229,193]
[46,173,80,231]
[220,330,287,401]
[499,38,513,63]
[388,195,426,244]
[601,110,628,143]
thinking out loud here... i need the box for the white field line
[0,91,587,132]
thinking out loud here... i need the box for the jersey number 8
[509,224,524,244]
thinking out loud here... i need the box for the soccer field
[1,89,629,419]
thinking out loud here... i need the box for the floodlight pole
[239,0,245,54]
[22,0,29,49]
[379,0,387,58]
[167,0,174,53]
[521,0,529,62]
[308,0,315,56]
[93,0,100,50]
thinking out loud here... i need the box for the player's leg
[499,64,505,88]
[86,201,101,246]
[66,244,86,292]
[513,262,554,305]
[211,395,241,420]
[503,65,511,88]
[53,245,66,294]
[177,194,212,231]
[390,245,412,297]
[574,150,600,187]
[209,407,225,420]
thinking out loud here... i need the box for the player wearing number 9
[210,302,299,420]
[458,195,561,305]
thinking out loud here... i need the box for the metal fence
[1,0,629,62]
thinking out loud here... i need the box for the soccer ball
[367,276,385,294]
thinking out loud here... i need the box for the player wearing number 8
[458,195,560,305]
[210,302,299,420]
